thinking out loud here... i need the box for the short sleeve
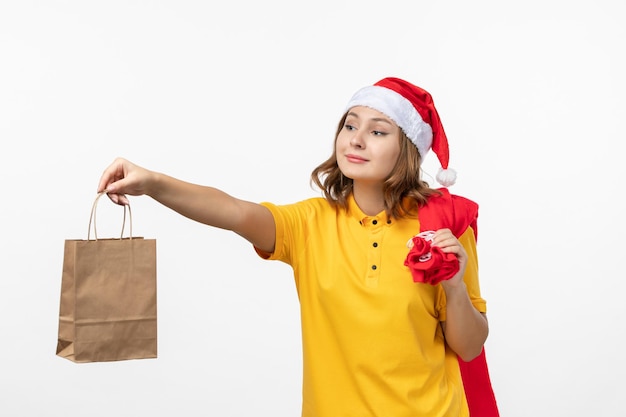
[253,201,286,261]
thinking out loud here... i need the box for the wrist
[145,170,163,197]
[441,279,467,296]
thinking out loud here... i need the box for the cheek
[335,135,351,157]
[380,146,401,170]
[335,137,347,168]
[335,132,349,148]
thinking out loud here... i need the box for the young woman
[98,77,494,416]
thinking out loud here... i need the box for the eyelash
[344,124,387,136]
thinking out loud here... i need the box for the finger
[438,244,462,256]
[97,175,111,194]
[106,191,129,206]
[431,234,456,248]
[104,176,130,195]
[100,157,131,187]
[106,192,119,205]
[97,163,123,193]
[431,229,452,243]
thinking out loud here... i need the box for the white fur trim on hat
[344,85,433,160]
[436,167,457,187]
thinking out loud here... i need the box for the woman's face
[336,105,402,186]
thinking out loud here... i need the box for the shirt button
[372,219,378,225]
[371,265,377,270]
[372,242,378,247]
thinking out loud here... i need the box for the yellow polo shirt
[256,195,486,417]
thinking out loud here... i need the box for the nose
[350,131,364,148]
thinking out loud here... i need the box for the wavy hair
[310,112,441,219]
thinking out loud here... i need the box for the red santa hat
[344,77,457,187]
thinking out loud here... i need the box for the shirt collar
[347,194,393,226]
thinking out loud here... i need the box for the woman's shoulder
[261,196,335,218]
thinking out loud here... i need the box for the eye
[344,123,356,131]
[372,130,388,136]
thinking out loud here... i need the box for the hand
[97,157,153,205]
[430,228,468,288]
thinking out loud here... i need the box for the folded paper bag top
[56,192,157,363]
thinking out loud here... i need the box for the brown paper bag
[56,192,157,363]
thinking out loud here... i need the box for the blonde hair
[310,112,440,219]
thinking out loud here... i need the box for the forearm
[146,171,246,231]
[441,282,489,362]
[144,171,276,252]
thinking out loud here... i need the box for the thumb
[102,180,130,205]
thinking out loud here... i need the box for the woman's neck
[352,182,385,216]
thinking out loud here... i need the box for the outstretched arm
[98,157,276,253]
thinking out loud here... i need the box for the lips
[345,154,368,163]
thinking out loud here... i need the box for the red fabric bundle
[404,232,460,285]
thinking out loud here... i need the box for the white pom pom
[436,167,457,187]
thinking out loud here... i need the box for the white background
[1,1,624,416]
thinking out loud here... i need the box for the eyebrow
[347,111,394,125]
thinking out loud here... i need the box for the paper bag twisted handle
[87,192,133,241]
